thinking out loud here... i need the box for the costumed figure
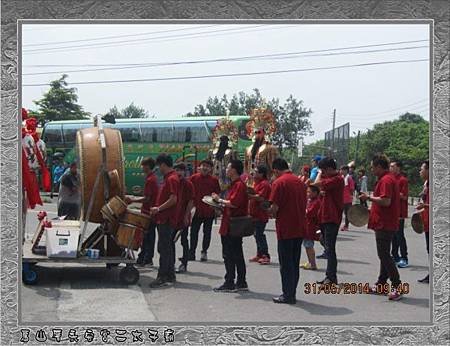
[244,107,279,185]
[207,118,239,192]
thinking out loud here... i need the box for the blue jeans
[322,223,339,282]
[391,219,408,261]
[254,220,269,257]
[138,223,156,262]
[277,237,302,300]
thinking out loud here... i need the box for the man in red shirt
[360,154,402,301]
[188,160,221,262]
[148,154,180,288]
[125,157,159,267]
[248,164,272,265]
[211,160,249,293]
[340,165,355,232]
[390,160,409,268]
[269,158,307,304]
[310,157,344,285]
[173,162,195,273]
[417,160,430,284]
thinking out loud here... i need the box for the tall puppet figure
[244,107,279,184]
[207,118,239,192]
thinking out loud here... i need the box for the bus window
[140,123,154,143]
[62,123,94,144]
[42,124,63,144]
[238,119,250,140]
[153,123,173,143]
[173,124,187,142]
[190,123,209,143]
[118,123,140,142]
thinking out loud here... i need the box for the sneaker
[258,255,270,265]
[397,259,409,268]
[316,252,327,259]
[300,262,317,270]
[213,283,236,293]
[418,275,429,283]
[317,277,338,285]
[388,288,403,301]
[272,295,296,304]
[149,277,170,288]
[249,254,261,262]
[176,264,187,273]
[367,282,388,295]
[200,251,208,262]
[236,282,249,292]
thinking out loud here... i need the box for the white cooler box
[45,221,80,258]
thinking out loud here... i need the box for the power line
[23,58,428,87]
[349,105,430,124]
[23,45,428,76]
[23,25,220,47]
[22,25,270,53]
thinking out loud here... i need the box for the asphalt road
[21,200,430,323]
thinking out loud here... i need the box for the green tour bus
[41,116,251,195]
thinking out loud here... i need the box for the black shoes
[316,252,327,259]
[272,295,296,305]
[149,277,171,288]
[213,283,237,293]
[418,275,429,283]
[316,277,338,285]
[176,264,187,273]
[236,282,249,292]
[188,253,196,261]
[136,257,153,267]
[200,251,208,262]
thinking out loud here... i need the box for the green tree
[109,102,150,118]
[33,74,90,125]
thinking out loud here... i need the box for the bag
[229,215,255,237]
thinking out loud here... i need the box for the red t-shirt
[319,173,344,225]
[190,173,221,218]
[368,172,400,231]
[305,197,321,241]
[141,172,159,215]
[248,178,271,223]
[269,172,306,240]
[422,181,429,233]
[343,174,355,204]
[394,173,409,219]
[156,170,180,228]
[219,179,248,236]
[175,178,195,230]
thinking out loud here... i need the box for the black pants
[138,223,156,262]
[322,223,339,282]
[189,216,214,255]
[375,230,401,287]
[343,203,352,227]
[391,219,408,261]
[221,235,246,285]
[180,227,190,267]
[157,223,175,281]
[254,220,269,257]
[425,232,429,254]
[57,202,80,220]
[277,237,302,300]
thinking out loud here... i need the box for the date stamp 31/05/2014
[304,282,410,295]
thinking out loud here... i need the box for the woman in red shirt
[298,165,310,184]
[248,165,272,265]
[212,160,249,293]
[417,160,430,284]
[300,185,321,270]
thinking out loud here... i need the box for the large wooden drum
[115,223,143,250]
[120,209,152,230]
[76,127,125,223]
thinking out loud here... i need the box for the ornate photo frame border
[1,1,449,344]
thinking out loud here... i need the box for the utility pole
[331,109,336,156]
[354,130,361,166]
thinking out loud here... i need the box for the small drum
[347,205,370,227]
[115,223,143,250]
[411,212,424,234]
[120,209,152,230]
[101,196,127,223]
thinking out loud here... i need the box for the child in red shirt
[300,185,321,270]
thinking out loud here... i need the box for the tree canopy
[108,102,152,119]
[33,74,90,125]
[185,88,313,153]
